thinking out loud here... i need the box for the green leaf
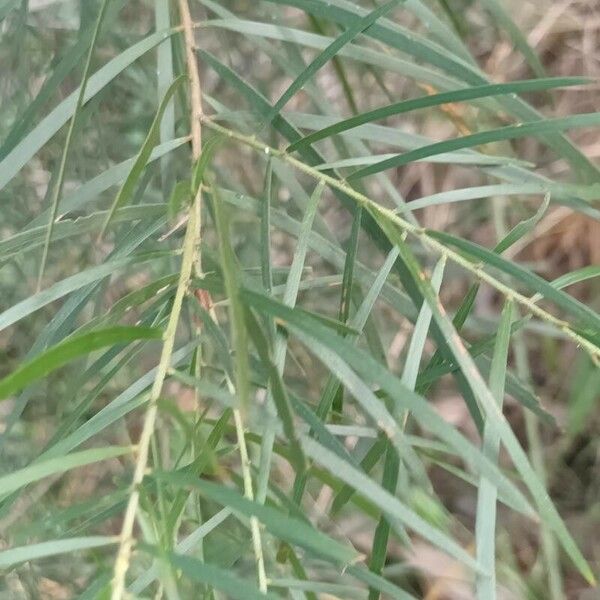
[140,549,281,600]
[99,75,186,237]
[0,252,167,332]
[129,509,232,595]
[0,2,124,159]
[1,205,166,261]
[27,138,187,229]
[0,327,161,401]
[191,135,225,196]
[370,212,595,585]
[241,288,533,513]
[37,0,112,290]
[427,229,600,336]
[475,299,514,599]
[245,310,307,474]
[302,437,481,572]
[263,0,599,179]
[493,192,550,255]
[42,343,197,461]
[348,112,600,180]
[212,183,251,415]
[333,201,362,412]
[0,447,131,497]
[265,0,400,124]
[261,158,274,294]
[289,77,587,152]
[533,265,600,302]
[480,0,547,79]
[0,28,178,192]
[0,537,118,569]
[368,257,446,598]
[152,472,360,565]
[167,181,192,221]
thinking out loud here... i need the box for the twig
[201,118,600,364]
[177,0,202,159]
[110,192,200,600]
[110,4,205,597]
[178,2,268,594]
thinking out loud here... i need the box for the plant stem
[110,193,200,600]
[179,3,267,592]
[201,118,600,364]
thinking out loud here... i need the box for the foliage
[0,1,599,598]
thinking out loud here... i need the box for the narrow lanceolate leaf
[0,447,131,497]
[129,509,232,595]
[427,229,600,336]
[475,299,514,600]
[245,310,307,473]
[99,75,186,237]
[302,437,481,572]
[0,3,126,159]
[493,193,550,255]
[268,181,330,504]
[264,0,401,125]
[242,289,533,513]
[480,0,547,79]
[212,184,251,415]
[0,251,167,333]
[261,158,274,294]
[141,550,280,600]
[347,112,600,180]
[191,135,225,196]
[369,213,595,585]
[262,0,599,178]
[535,266,600,301]
[0,28,178,192]
[419,193,550,399]
[0,327,161,401]
[400,258,447,392]
[0,537,118,569]
[368,257,446,599]
[332,204,362,419]
[152,472,360,565]
[155,0,175,190]
[288,77,587,152]
[37,0,111,290]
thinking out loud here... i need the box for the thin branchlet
[201,118,600,365]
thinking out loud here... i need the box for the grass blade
[368,257,446,598]
[152,471,360,565]
[242,288,534,515]
[369,212,596,584]
[245,310,307,473]
[427,229,600,336]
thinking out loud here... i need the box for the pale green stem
[201,118,600,364]
[111,192,200,600]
